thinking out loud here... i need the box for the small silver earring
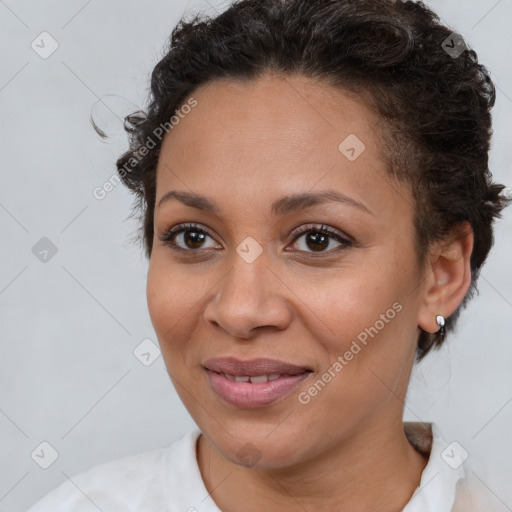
[436,315,445,335]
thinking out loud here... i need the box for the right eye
[158,223,220,252]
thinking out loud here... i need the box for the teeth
[221,373,283,382]
[250,375,268,383]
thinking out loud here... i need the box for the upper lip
[203,357,312,376]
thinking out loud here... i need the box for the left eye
[289,224,353,254]
[158,223,352,255]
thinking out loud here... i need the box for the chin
[209,427,307,469]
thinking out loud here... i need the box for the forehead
[155,73,412,220]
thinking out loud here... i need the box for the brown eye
[303,231,330,252]
[290,224,353,255]
[159,223,219,251]
[181,229,207,249]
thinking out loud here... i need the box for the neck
[196,416,429,512]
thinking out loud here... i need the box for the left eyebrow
[271,190,373,216]
[156,189,373,216]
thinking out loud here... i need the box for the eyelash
[158,222,353,257]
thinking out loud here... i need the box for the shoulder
[402,422,507,512]
[26,429,201,512]
[452,463,509,512]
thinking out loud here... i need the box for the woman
[27,0,510,510]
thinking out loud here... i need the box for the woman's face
[147,73,429,468]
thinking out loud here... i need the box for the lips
[203,357,312,377]
[203,357,313,408]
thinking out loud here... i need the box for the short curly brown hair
[114,0,510,361]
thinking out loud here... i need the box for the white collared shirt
[26,423,495,511]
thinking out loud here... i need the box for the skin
[146,71,474,512]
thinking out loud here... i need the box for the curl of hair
[111,0,510,361]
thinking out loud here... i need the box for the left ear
[417,221,474,334]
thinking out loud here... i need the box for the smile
[205,369,312,408]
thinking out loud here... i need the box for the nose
[203,250,293,340]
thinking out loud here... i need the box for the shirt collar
[403,422,467,512]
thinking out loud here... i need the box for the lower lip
[205,369,311,408]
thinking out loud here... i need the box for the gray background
[0,0,511,510]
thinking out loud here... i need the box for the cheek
[296,262,402,345]
[146,257,202,349]
[298,257,417,398]
[299,296,411,428]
